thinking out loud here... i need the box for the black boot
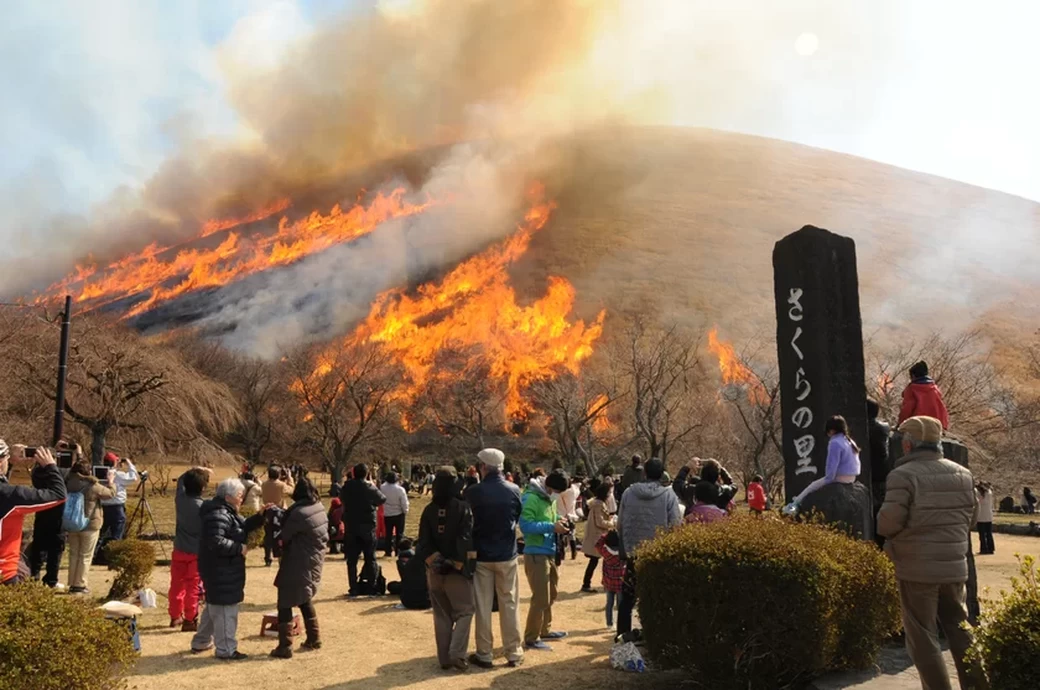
[300,613,321,650]
[270,623,294,659]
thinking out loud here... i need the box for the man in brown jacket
[261,466,294,567]
[877,416,987,690]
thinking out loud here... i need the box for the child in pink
[596,530,625,628]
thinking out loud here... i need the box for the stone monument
[773,225,873,539]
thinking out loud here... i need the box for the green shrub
[636,515,901,689]
[105,539,156,600]
[968,554,1040,688]
[0,582,137,690]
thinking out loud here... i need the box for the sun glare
[795,32,819,57]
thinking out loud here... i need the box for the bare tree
[285,337,401,483]
[8,314,240,464]
[611,317,706,464]
[529,367,620,476]
[413,347,506,450]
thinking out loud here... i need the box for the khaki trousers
[897,580,988,690]
[66,529,100,590]
[428,570,475,666]
[473,559,523,663]
[523,554,558,644]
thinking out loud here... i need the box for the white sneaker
[52,583,66,591]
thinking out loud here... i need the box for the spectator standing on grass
[169,467,212,631]
[465,448,524,669]
[746,474,767,514]
[897,361,950,430]
[695,459,738,515]
[1024,487,1037,514]
[339,463,386,596]
[191,478,267,660]
[595,530,624,629]
[0,442,67,585]
[520,470,571,651]
[29,440,81,588]
[99,454,137,546]
[65,460,116,594]
[877,416,987,690]
[270,478,328,659]
[553,470,580,561]
[975,482,995,555]
[620,455,644,495]
[261,466,294,566]
[616,457,682,636]
[380,472,409,558]
[581,482,615,593]
[416,468,476,673]
[327,497,345,555]
[240,472,262,513]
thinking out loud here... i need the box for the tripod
[127,477,168,561]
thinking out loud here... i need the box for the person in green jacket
[519,470,570,651]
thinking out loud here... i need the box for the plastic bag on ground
[610,640,646,672]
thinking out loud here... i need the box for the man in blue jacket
[465,449,524,668]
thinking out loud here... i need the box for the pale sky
[2,0,1039,255]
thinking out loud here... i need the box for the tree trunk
[90,424,110,465]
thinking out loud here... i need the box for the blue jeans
[605,590,616,628]
[102,504,127,541]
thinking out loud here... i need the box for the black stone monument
[773,226,872,537]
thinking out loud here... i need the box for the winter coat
[617,481,683,559]
[620,465,645,493]
[241,479,262,513]
[685,503,728,524]
[595,533,624,594]
[173,474,204,555]
[380,482,409,517]
[519,479,558,557]
[197,496,265,606]
[327,498,345,543]
[415,497,475,575]
[976,490,994,523]
[275,499,328,608]
[0,465,66,583]
[339,478,386,537]
[262,478,293,509]
[465,471,523,562]
[898,379,950,430]
[877,447,977,584]
[581,498,615,556]
[868,418,892,486]
[746,482,767,512]
[65,472,116,532]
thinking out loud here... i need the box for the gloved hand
[781,499,800,517]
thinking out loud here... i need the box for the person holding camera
[416,467,477,672]
[65,459,117,594]
[170,467,213,631]
[262,465,295,567]
[520,469,572,651]
[29,440,81,588]
[98,453,138,549]
[0,441,67,585]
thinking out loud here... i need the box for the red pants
[168,550,202,621]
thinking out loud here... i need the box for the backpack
[356,561,386,596]
[62,491,89,533]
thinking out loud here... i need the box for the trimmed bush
[105,539,156,600]
[968,554,1040,688]
[637,515,901,689]
[0,582,137,690]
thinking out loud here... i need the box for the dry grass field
[19,463,1037,689]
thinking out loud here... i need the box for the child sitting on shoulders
[595,530,625,629]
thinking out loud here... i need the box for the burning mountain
[35,189,437,318]
[708,326,769,405]
[296,184,606,422]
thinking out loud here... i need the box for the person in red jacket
[746,475,767,514]
[897,361,950,430]
[0,440,67,585]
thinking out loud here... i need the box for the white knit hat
[476,448,505,470]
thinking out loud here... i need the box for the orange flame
[588,394,615,434]
[37,190,435,318]
[300,184,605,423]
[707,327,769,405]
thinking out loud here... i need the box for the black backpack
[357,561,386,596]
